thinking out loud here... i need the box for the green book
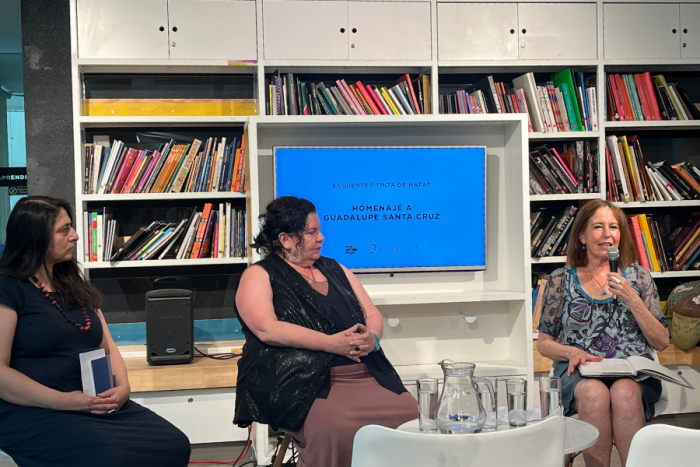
[559,84,580,132]
[317,83,339,115]
[552,69,583,131]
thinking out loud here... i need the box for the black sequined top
[233,254,406,431]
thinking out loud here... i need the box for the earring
[582,244,586,250]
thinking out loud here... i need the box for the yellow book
[652,75,686,121]
[637,214,660,272]
[619,136,643,201]
[380,87,400,115]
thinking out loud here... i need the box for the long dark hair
[251,196,316,257]
[566,199,637,268]
[0,196,102,310]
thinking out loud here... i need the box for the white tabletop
[397,417,599,454]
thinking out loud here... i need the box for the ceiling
[0,0,23,94]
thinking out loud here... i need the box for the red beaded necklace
[32,277,92,332]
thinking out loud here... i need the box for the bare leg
[572,379,612,467]
[609,379,645,467]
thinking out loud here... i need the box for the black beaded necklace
[32,277,92,332]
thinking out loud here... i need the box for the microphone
[607,246,620,274]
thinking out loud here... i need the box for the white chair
[350,416,566,467]
[626,424,700,466]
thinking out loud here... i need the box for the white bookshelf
[82,257,248,270]
[69,0,700,461]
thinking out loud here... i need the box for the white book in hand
[79,349,115,396]
[580,356,694,388]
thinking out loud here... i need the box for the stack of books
[605,135,700,202]
[266,72,430,116]
[84,202,247,263]
[606,73,700,121]
[82,136,246,195]
[529,141,599,195]
[627,213,674,272]
[440,69,597,133]
[530,206,578,259]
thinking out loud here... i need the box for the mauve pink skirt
[289,363,418,467]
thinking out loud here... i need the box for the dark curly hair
[251,196,317,257]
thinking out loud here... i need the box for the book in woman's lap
[580,356,694,388]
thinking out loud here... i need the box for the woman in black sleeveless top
[234,196,417,467]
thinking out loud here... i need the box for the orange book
[354,81,381,115]
[628,216,651,271]
[152,145,183,193]
[233,138,246,192]
[349,85,371,114]
[616,74,635,121]
[160,144,189,193]
[190,203,213,259]
[672,164,700,197]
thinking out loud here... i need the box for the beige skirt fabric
[289,363,418,467]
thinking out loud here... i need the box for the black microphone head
[606,246,620,261]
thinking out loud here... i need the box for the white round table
[397,417,599,454]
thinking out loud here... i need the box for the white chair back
[351,416,566,467]
[627,424,700,466]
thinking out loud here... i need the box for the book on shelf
[440,69,595,134]
[530,206,578,258]
[606,72,700,122]
[83,136,245,195]
[529,141,598,195]
[606,135,700,203]
[266,73,430,116]
[86,203,247,264]
[531,273,549,333]
[580,357,693,388]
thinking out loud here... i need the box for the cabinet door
[681,4,700,59]
[167,0,257,60]
[348,1,432,61]
[518,3,597,60]
[262,0,349,60]
[437,3,518,61]
[77,0,169,59]
[603,3,680,59]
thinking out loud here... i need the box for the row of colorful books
[82,136,246,195]
[266,72,430,116]
[605,135,700,202]
[655,215,700,272]
[627,214,675,273]
[84,203,247,263]
[529,141,599,195]
[530,206,578,258]
[606,73,700,122]
[439,69,598,133]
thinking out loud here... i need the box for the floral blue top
[537,265,667,359]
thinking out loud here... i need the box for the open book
[580,356,694,388]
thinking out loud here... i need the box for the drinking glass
[476,378,497,431]
[505,378,528,427]
[417,378,439,433]
[539,376,563,418]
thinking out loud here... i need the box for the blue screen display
[274,147,486,271]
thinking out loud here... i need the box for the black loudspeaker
[146,289,194,365]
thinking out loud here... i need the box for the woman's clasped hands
[328,323,373,362]
[61,385,130,414]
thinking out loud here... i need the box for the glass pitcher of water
[435,360,495,434]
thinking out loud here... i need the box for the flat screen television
[274,146,486,273]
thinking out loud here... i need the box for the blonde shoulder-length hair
[566,200,638,268]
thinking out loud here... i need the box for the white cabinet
[77,0,257,60]
[517,3,597,60]
[262,0,432,61]
[131,388,248,444]
[168,0,257,60]
[603,3,680,59]
[438,2,597,61]
[681,4,700,59]
[438,3,518,60]
[77,0,170,59]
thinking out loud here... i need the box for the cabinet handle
[159,26,165,32]
[678,370,683,376]
[172,26,178,32]
[188,398,193,403]
[522,28,527,34]
[672,29,677,34]
[510,29,515,34]
[684,28,688,34]
[340,28,345,33]
[171,42,176,47]
[683,43,687,47]
[352,28,357,33]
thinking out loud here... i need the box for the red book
[365,85,388,115]
[121,150,147,194]
[628,216,652,271]
[112,148,139,194]
[608,75,626,121]
[642,72,662,120]
[634,74,652,121]
[615,74,634,121]
[396,74,421,115]
[199,210,217,258]
[355,81,382,116]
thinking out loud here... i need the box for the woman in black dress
[0,197,190,467]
